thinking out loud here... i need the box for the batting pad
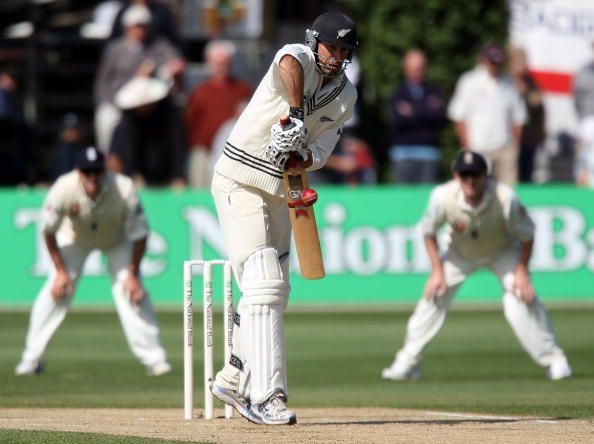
[240,303,286,403]
[239,247,289,402]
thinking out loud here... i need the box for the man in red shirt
[185,40,252,188]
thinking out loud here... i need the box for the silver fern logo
[337,28,351,39]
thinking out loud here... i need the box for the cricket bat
[280,117,325,279]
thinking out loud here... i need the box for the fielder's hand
[51,269,73,301]
[124,274,146,304]
[423,269,447,302]
[513,267,535,304]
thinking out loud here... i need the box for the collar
[455,178,495,214]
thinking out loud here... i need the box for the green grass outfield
[1,307,592,428]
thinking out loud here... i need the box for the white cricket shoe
[381,360,422,381]
[547,358,572,380]
[15,360,43,376]
[248,391,297,425]
[212,381,251,419]
[145,361,172,376]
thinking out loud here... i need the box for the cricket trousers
[20,240,168,367]
[394,248,568,369]
[211,172,292,402]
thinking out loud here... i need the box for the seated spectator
[185,40,252,188]
[108,76,186,188]
[389,49,446,184]
[94,4,185,153]
[109,0,181,48]
[0,70,33,186]
[50,113,86,182]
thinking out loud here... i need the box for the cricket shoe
[15,360,44,376]
[381,361,422,381]
[547,358,572,380]
[211,381,251,419]
[248,390,297,425]
[145,361,172,376]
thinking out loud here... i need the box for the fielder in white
[382,150,572,381]
[15,146,171,376]
[209,12,358,425]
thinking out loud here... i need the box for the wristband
[289,107,305,121]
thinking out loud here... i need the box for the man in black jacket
[389,49,446,183]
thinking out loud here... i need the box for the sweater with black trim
[214,43,357,197]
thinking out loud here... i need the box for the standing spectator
[93,4,184,153]
[381,150,572,381]
[389,49,446,184]
[108,76,186,188]
[185,40,252,188]
[0,70,32,185]
[508,46,546,183]
[50,113,86,182]
[109,0,181,48]
[573,41,594,187]
[448,42,527,185]
[15,146,171,376]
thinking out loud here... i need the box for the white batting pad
[238,247,289,402]
[240,303,286,403]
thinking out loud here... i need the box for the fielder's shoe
[248,391,297,425]
[211,381,251,419]
[15,360,44,376]
[381,361,422,381]
[145,361,172,376]
[547,358,572,380]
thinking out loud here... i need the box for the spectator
[448,42,527,185]
[108,76,186,188]
[93,4,185,153]
[389,49,446,184]
[573,41,594,187]
[0,70,33,186]
[109,0,181,48]
[508,46,546,183]
[185,40,252,188]
[50,113,86,182]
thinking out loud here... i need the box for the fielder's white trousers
[20,241,167,367]
[394,248,568,369]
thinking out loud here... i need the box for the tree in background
[340,0,508,181]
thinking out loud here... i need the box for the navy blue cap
[453,150,488,175]
[77,146,105,172]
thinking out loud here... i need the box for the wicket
[183,259,234,420]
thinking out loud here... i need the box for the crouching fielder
[382,150,572,381]
[209,11,358,425]
[15,146,170,377]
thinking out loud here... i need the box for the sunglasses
[80,168,105,176]
[458,171,484,179]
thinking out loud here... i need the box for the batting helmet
[305,11,358,56]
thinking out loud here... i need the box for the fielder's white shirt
[42,171,149,249]
[447,66,527,152]
[215,43,357,197]
[421,178,534,263]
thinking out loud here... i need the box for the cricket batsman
[209,11,358,425]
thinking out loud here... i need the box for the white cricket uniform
[212,43,356,403]
[393,178,569,370]
[19,171,168,368]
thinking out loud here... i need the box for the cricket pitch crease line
[422,411,558,423]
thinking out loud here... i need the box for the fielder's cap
[114,76,170,110]
[310,11,358,50]
[77,146,105,172]
[482,42,505,64]
[452,150,488,175]
[122,4,151,27]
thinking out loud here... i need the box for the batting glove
[270,107,307,152]
[265,144,309,171]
